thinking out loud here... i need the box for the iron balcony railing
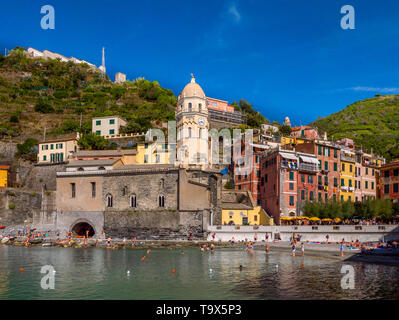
[341,155,355,163]
[298,163,318,172]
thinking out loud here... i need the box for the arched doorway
[71,221,95,237]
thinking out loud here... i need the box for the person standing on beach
[340,242,345,257]
[292,242,296,256]
[301,243,304,257]
[266,244,270,254]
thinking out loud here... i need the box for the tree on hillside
[78,133,108,150]
[16,138,38,161]
[279,125,292,136]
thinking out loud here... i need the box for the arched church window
[158,195,165,208]
[188,103,192,112]
[188,127,192,138]
[199,103,202,112]
[77,167,84,171]
[199,128,202,139]
[130,194,137,208]
[160,178,165,189]
[106,194,113,208]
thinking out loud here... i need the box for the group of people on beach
[200,243,215,252]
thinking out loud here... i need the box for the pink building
[291,126,321,140]
[207,97,235,113]
[259,149,318,224]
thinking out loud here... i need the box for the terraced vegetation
[311,94,399,161]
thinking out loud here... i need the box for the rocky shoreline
[2,237,399,267]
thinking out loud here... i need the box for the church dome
[181,75,205,99]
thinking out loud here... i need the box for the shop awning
[299,155,319,165]
[280,152,298,161]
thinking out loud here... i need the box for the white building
[92,116,127,137]
[38,136,79,164]
[115,72,126,83]
[27,47,44,58]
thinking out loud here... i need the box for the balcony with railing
[280,161,298,170]
[298,163,318,172]
[340,154,355,163]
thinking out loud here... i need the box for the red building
[291,126,321,140]
[234,142,271,205]
[379,160,399,202]
[259,149,318,224]
[295,141,341,202]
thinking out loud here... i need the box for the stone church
[53,76,224,239]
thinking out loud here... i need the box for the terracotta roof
[291,126,312,131]
[40,137,78,144]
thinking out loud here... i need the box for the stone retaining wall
[104,210,205,240]
[0,189,42,225]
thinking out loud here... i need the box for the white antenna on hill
[43,127,46,142]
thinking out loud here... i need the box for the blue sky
[2,0,399,125]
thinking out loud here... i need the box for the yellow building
[0,165,9,188]
[340,149,356,201]
[280,136,306,146]
[136,142,176,164]
[222,203,274,226]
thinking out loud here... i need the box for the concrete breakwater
[207,224,399,243]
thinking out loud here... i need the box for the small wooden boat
[29,238,42,244]
[0,226,6,229]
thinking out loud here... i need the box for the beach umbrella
[334,218,341,222]
[321,218,332,222]
[309,217,320,221]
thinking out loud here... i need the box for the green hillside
[311,94,399,161]
[0,47,268,142]
[0,47,177,139]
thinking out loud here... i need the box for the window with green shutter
[334,149,337,158]
[341,178,345,186]
[334,162,337,171]
[318,146,322,155]
[96,120,101,125]
[289,171,294,180]
[110,119,115,124]
[324,161,328,170]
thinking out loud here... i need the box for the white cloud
[350,86,399,93]
[228,3,241,23]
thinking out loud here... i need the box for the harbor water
[0,246,398,299]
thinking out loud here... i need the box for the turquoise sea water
[0,246,398,300]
